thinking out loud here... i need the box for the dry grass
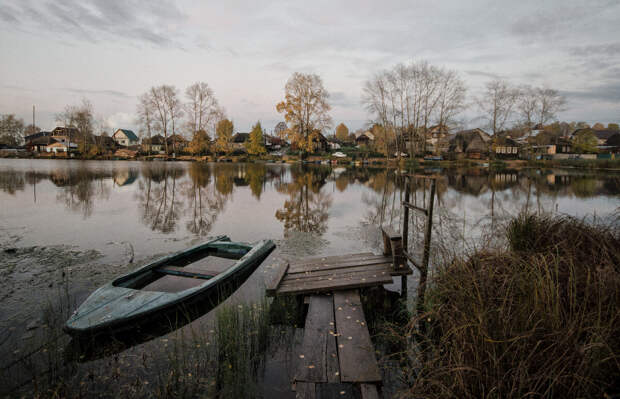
[401,214,620,398]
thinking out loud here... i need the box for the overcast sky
[1,0,619,135]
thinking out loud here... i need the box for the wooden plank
[290,252,374,267]
[155,265,218,279]
[289,256,392,274]
[360,384,380,399]
[316,383,357,398]
[265,262,289,296]
[295,382,316,399]
[296,295,334,383]
[326,301,341,384]
[334,290,381,383]
[281,268,393,287]
[286,263,392,280]
[277,274,393,296]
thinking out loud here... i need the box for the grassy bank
[401,214,620,398]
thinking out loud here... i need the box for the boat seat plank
[296,295,336,383]
[334,290,381,383]
[155,265,220,279]
[282,264,393,285]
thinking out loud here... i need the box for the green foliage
[608,123,619,131]
[246,121,266,155]
[571,129,598,153]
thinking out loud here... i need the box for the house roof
[233,133,250,143]
[143,135,165,145]
[606,133,620,146]
[52,127,80,139]
[25,131,51,142]
[495,137,520,147]
[28,136,58,146]
[114,129,139,141]
[166,134,188,143]
[355,131,375,141]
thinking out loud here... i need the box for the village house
[425,124,451,153]
[94,135,117,153]
[25,135,58,152]
[264,134,285,151]
[50,127,81,150]
[24,131,51,143]
[112,129,139,147]
[448,128,491,159]
[355,131,374,147]
[494,137,521,159]
[142,135,165,153]
[327,138,342,150]
[232,133,250,152]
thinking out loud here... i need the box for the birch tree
[185,82,221,137]
[536,87,566,126]
[137,93,155,154]
[477,79,519,135]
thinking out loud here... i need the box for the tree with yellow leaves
[335,123,349,142]
[215,119,233,154]
[246,121,266,155]
[276,72,332,154]
[187,129,210,155]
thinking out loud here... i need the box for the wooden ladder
[400,174,437,310]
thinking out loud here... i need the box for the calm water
[0,159,618,396]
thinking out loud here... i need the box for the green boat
[65,236,275,336]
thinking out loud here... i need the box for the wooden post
[417,178,436,326]
[401,177,410,298]
[381,226,404,271]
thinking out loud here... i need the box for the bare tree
[185,82,220,138]
[56,99,94,152]
[536,87,566,126]
[517,85,538,137]
[147,86,171,154]
[363,61,466,157]
[477,79,519,135]
[163,86,183,154]
[137,93,155,154]
[0,114,25,146]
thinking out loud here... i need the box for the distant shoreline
[1,153,620,172]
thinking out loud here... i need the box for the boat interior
[113,240,254,293]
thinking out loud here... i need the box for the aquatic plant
[400,213,620,398]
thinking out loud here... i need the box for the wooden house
[26,136,58,152]
[112,129,139,147]
[355,131,375,147]
[232,133,250,152]
[494,137,521,159]
[448,128,491,159]
[142,135,165,153]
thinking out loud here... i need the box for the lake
[0,158,618,397]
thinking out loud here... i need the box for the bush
[403,214,620,398]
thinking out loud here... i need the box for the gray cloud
[465,70,502,80]
[330,92,359,109]
[2,0,188,47]
[561,82,620,103]
[61,88,132,99]
[570,42,620,57]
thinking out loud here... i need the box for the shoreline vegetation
[2,152,620,171]
[2,214,618,398]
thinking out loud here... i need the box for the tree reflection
[137,164,185,233]
[53,168,112,218]
[0,169,25,195]
[275,165,332,236]
[246,163,266,200]
[182,163,228,236]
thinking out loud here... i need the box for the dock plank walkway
[268,252,411,297]
[269,249,413,398]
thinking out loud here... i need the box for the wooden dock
[266,229,412,398]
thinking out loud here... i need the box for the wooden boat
[65,236,275,336]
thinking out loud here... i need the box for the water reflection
[275,165,333,236]
[0,162,618,241]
